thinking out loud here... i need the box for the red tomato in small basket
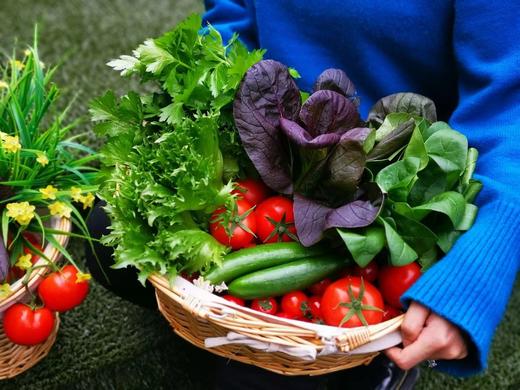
[3,304,55,345]
[281,291,309,318]
[308,278,332,296]
[38,265,90,312]
[250,297,278,315]
[222,295,245,306]
[209,199,257,250]
[321,276,384,328]
[308,296,322,319]
[276,312,298,320]
[378,262,421,309]
[382,304,402,322]
[352,261,379,283]
[232,178,271,206]
[255,196,297,243]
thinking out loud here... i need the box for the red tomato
[209,199,257,250]
[308,278,332,296]
[276,312,297,319]
[321,276,384,328]
[38,265,90,312]
[250,297,278,315]
[352,261,379,283]
[382,304,402,322]
[255,196,297,243]
[222,295,245,306]
[232,178,271,206]
[281,291,309,318]
[3,304,55,345]
[378,262,422,309]
[308,296,322,319]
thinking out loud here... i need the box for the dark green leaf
[336,227,385,267]
[424,129,468,174]
[379,217,418,266]
[367,119,415,161]
[375,157,420,196]
[368,93,437,126]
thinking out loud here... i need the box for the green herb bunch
[0,32,98,296]
[91,15,264,283]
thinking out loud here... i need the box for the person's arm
[389,0,520,376]
[203,0,258,49]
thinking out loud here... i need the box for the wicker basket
[149,274,404,376]
[0,216,70,379]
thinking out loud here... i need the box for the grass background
[0,0,518,389]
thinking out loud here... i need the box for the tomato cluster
[210,178,423,328]
[221,260,422,328]
[210,178,297,249]
[3,265,90,346]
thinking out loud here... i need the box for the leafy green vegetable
[92,14,264,281]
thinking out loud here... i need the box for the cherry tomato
[308,296,322,319]
[3,304,55,345]
[352,261,379,283]
[222,295,245,306]
[250,297,278,315]
[378,262,422,309]
[382,304,402,322]
[231,178,271,206]
[321,276,384,328]
[38,265,90,312]
[276,312,298,319]
[255,196,297,243]
[308,278,332,296]
[209,199,257,250]
[281,291,309,318]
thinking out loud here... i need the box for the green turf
[0,1,519,389]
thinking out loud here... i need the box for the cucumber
[204,242,329,284]
[228,255,350,299]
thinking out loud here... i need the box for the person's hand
[385,302,468,370]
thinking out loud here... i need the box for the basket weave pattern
[150,274,404,376]
[0,315,59,379]
[0,217,70,379]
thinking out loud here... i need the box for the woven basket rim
[0,216,71,313]
[149,273,404,354]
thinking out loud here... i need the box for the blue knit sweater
[203,0,520,377]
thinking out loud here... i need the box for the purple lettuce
[294,183,384,246]
[233,60,301,194]
[233,60,383,247]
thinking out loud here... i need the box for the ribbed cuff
[402,199,520,377]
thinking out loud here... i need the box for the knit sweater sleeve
[402,1,520,376]
[203,0,258,49]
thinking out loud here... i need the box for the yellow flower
[0,81,8,90]
[0,132,8,141]
[2,135,21,153]
[36,152,49,166]
[76,272,92,283]
[24,49,31,57]
[15,253,33,270]
[70,186,83,202]
[48,201,72,218]
[13,60,25,70]
[79,193,95,209]
[0,284,12,299]
[6,202,36,225]
[39,184,58,200]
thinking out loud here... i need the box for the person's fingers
[400,302,430,347]
[386,311,470,370]
[384,338,434,371]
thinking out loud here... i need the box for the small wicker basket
[0,216,70,379]
[149,274,404,376]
